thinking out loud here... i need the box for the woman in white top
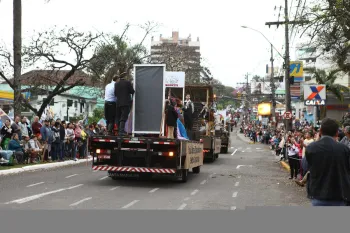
[296,131,314,186]
[302,132,314,158]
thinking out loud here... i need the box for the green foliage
[313,69,349,102]
[88,107,104,124]
[299,0,350,73]
[88,22,157,86]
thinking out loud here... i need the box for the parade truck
[89,64,203,182]
[184,85,221,162]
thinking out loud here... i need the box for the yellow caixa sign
[184,142,203,169]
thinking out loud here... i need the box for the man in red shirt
[31,116,42,137]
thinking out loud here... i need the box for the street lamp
[241,26,283,59]
[241,25,279,124]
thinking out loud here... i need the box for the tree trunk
[13,0,22,117]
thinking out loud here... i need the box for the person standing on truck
[165,99,178,139]
[183,94,194,131]
[104,76,118,134]
[114,73,135,136]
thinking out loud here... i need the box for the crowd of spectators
[0,116,108,165]
[240,118,350,183]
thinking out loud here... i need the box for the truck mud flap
[93,165,176,174]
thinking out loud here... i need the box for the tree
[252,75,263,82]
[150,42,207,84]
[88,107,104,124]
[298,0,350,73]
[0,27,101,118]
[313,69,349,119]
[88,22,157,86]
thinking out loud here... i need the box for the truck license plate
[113,173,140,178]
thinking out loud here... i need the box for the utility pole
[265,0,309,131]
[237,73,251,120]
[270,43,276,124]
[13,0,22,117]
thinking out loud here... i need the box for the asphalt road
[0,129,310,210]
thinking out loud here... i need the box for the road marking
[232,192,238,198]
[191,189,199,196]
[236,165,253,169]
[231,147,234,149]
[65,174,78,178]
[110,186,120,191]
[26,182,45,188]
[184,197,190,201]
[231,206,237,210]
[149,188,159,193]
[69,197,92,207]
[122,200,139,209]
[99,176,109,180]
[200,180,207,185]
[231,149,238,156]
[247,147,251,150]
[178,203,187,210]
[235,182,240,187]
[5,184,83,204]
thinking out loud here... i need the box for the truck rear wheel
[192,166,200,174]
[210,152,216,162]
[180,169,188,183]
[221,147,228,154]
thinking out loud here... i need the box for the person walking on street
[114,73,135,136]
[104,76,118,134]
[305,118,350,206]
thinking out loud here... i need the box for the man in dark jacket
[305,118,350,206]
[56,119,66,160]
[114,73,135,136]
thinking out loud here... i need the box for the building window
[74,101,77,108]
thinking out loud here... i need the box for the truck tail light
[200,139,203,143]
[169,151,174,157]
[96,149,111,154]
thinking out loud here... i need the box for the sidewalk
[0,156,92,177]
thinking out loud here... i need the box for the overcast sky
[0,0,302,88]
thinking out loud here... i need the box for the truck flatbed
[90,135,203,182]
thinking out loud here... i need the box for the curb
[280,160,291,172]
[0,157,93,177]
